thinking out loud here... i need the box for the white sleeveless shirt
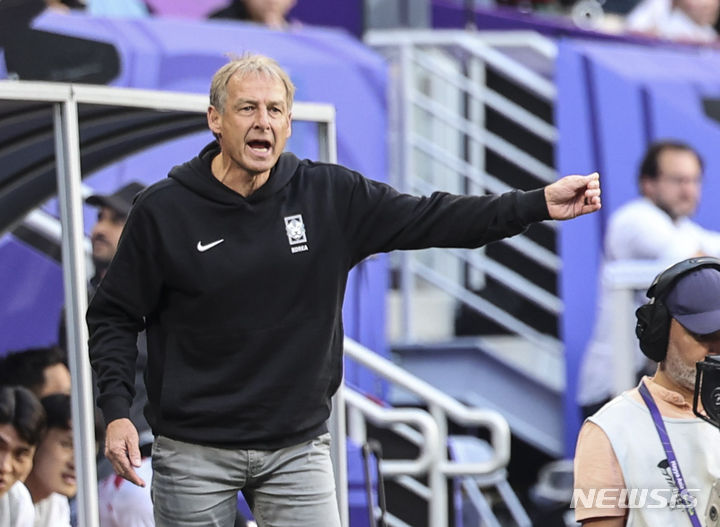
[590,392,720,526]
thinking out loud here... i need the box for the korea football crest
[284,214,308,254]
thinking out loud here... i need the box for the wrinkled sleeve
[340,172,550,265]
[86,200,164,425]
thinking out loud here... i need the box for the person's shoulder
[607,197,671,233]
[126,179,195,221]
[298,159,356,176]
[35,492,69,514]
[133,179,181,206]
[295,159,363,187]
[589,389,643,422]
[51,492,70,512]
[38,493,71,527]
[610,197,660,218]
[7,482,34,518]
[8,480,32,501]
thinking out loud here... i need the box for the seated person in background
[82,182,158,523]
[97,430,154,527]
[0,348,82,527]
[0,347,71,399]
[0,386,46,527]
[81,182,150,441]
[578,140,720,417]
[66,182,151,458]
[25,395,75,527]
[574,258,720,526]
[209,0,297,29]
[625,0,719,42]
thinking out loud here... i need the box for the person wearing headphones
[573,257,720,526]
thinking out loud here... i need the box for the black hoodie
[87,141,550,448]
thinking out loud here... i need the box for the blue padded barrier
[0,236,65,352]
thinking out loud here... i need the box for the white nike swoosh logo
[197,239,224,252]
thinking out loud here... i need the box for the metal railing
[340,337,514,526]
[366,29,563,382]
[602,260,667,394]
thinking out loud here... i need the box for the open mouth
[247,140,272,153]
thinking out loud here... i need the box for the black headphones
[635,256,720,362]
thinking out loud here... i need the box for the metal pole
[467,55,487,291]
[54,98,100,527]
[321,111,347,527]
[399,43,415,341]
[428,404,448,527]
[330,388,349,527]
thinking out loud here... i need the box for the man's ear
[640,176,654,199]
[207,106,222,135]
[286,112,292,139]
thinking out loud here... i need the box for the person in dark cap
[80,181,158,525]
[574,257,720,526]
[82,181,151,448]
[60,182,148,454]
[85,182,145,288]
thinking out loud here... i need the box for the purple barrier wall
[0,237,65,352]
[557,38,720,455]
[290,0,363,36]
[1,13,389,397]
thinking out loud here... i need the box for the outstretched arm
[545,172,601,220]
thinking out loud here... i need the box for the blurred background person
[24,395,75,527]
[97,446,153,527]
[625,0,719,41]
[60,181,151,465]
[85,182,146,293]
[75,182,157,525]
[209,0,297,29]
[0,386,46,527]
[0,347,70,399]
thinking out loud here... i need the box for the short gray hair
[209,53,296,114]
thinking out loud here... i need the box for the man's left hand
[545,172,601,220]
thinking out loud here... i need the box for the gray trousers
[151,433,341,527]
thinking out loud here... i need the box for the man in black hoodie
[87,53,602,526]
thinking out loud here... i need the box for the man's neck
[24,476,50,504]
[652,368,695,406]
[211,153,269,197]
[90,263,108,288]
